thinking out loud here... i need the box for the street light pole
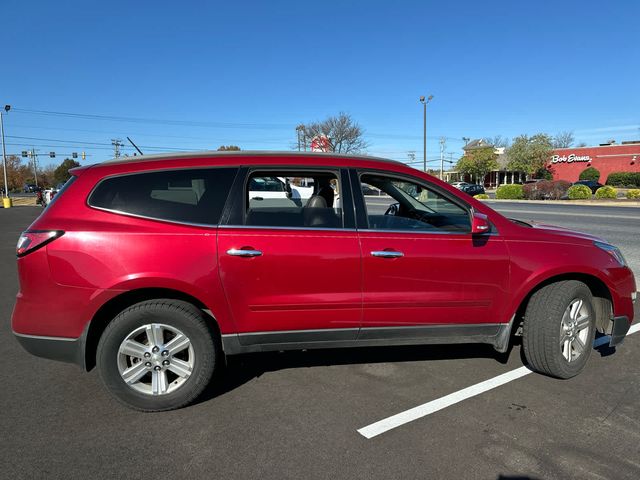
[1,105,10,198]
[419,95,433,172]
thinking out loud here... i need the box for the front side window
[89,168,237,225]
[360,173,470,232]
[245,171,342,228]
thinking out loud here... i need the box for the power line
[12,108,292,130]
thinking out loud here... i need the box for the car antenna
[126,137,144,155]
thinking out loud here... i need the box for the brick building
[547,141,640,183]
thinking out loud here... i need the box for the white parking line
[358,322,640,439]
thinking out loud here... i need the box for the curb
[480,199,640,208]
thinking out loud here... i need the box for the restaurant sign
[550,153,592,164]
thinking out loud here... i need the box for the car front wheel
[97,299,217,411]
[522,280,596,379]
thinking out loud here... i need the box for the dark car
[460,183,485,196]
[573,180,603,194]
[12,151,636,411]
[23,184,39,193]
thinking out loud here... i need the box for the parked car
[23,183,39,193]
[451,181,485,196]
[573,180,604,194]
[12,152,636,411]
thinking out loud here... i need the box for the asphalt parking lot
[1,206,639,480]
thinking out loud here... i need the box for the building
[547,141,640,183]
[443,139,524,187]
[444,138,640,187]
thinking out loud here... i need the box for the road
[1,207,639,480]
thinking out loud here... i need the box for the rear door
[217,167,362,346]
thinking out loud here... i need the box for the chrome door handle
[226,248,262,257]
[371,250,404,258]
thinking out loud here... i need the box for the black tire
[522,280,596,379]
[97,299,217,411]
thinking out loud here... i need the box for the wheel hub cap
[560,299,590,363]
[117,323,195,396]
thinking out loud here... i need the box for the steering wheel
[384,203,399,216]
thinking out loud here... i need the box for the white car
[248,176,314,200]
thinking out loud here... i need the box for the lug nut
[154,365,161,371]
[144,352,151,358]
[161,350,169,357]
[145,362,152,367]
[152,346,160,353]
[162,360,170,366]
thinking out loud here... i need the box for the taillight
[16,230,64,257]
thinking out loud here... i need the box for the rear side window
[89,168,237,225]
[245,171,342,229]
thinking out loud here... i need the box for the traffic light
[49,152,55,158]
[72,152,78,159]
[81,152,86,160]
[21,151,28,157]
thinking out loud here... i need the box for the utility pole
[29,148,38,187]
[439,137,446,180]
[419,95,434,172]
[1,105,10,199]
[111,139,124,158]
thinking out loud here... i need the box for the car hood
[523,220,607,243]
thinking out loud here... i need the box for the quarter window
[360,174,471,232]
[245,171,342,228]
[89,168,237,225]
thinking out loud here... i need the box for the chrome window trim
[219,224,357,233]
[218,225,498,236]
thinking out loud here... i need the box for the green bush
[626,189,640,199]
[606,172,640,187]
[579,167,600,181]
[473,193,489,199]
[567,184,592,199]
[595,185,617,199]
[495,184,524,199]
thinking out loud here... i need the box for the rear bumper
[13,332,85,367]
[609,316,631,347]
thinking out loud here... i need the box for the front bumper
[13,332,85,367]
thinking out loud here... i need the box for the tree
[579,166,600,181]
[54,158,81,185]
[483,135,509,148]
[1,155,26,192]
[299,112,368,153]
[506,133,553,177]
[456,147,498,184]
[217,145,240,151]
[552,131,575,148]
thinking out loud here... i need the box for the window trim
[354,169,475,235]
[222,166,354,231]
[86,166,240,228]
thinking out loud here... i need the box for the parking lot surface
[1,206,639,479]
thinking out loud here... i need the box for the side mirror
[471,212,491,234]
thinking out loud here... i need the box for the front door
[355,171,510,334]
[217,168,362,345]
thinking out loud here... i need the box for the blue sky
[2,0,639,167]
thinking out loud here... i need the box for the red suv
[12,152,636,411]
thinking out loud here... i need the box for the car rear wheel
[97,299,217,411]
[522,280,596,379]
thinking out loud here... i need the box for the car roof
[97,150,405,168]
